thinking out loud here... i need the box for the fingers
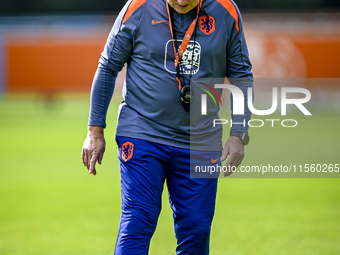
[98,152,104,165]
[223,152,244,177]
[89,152,99,175]
[81,149,86,167]
[221,136,245,177]
[224,169,233,177]
[225,153,236,168]
[83,149,89,169]
[84,150,90,170]
[81,133,105,176]
[89,167,97,175]
[81,147,98,175]
[224,153,236,177]
[233,155,244,169]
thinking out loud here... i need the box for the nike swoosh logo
[152,19,167,25]
[211,158,219,164]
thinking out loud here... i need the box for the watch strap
[230,132,250,145]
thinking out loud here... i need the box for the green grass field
[0,95,339,255]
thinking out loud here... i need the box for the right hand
[81,126,106,175]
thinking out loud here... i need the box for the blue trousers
[115,136,219,255]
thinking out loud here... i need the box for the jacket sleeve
[88,0,142,128]
[226,2,253,134]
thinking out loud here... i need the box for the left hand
[220,136,245,177]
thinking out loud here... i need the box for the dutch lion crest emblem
[199,15,215,35]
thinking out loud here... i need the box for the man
[82,0,252,254]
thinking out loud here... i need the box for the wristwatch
[230,132,250,146]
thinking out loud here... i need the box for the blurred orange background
[1,13,340,93]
